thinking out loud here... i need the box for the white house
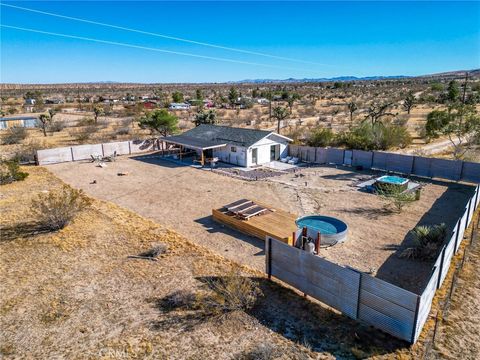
[164,124,291,167]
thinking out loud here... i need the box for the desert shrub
[31,185,91,231]
[76,117,95,127]
[195,268,263,317]
[237,343,280,360]
[71,125,97,143]
[47,120,65,133]
[337,122,411,150]
[401,224,447,260]
[0,160,29,185]
[2,126,28,145]
[377,184,417,213]
[306,127,335,147]
[14,139,47,163]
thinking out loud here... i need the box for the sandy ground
[0,167,412,359]
[48,155,474,293]
[432,221,480,360]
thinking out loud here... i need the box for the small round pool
[296,215,348,246]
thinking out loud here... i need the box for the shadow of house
[150,275,409,357]
[194,215,265,255]
[375,181,475,293]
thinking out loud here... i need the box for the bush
[377,184,417,213]
[76,117,95,127]
[195,267,263,317]
[116,127,130,136]
[2,126,28,145]
[401,224,447,260]
[47,120,65,133]
[306,127,335,147]
[71,125,97,143]
[0,160,29,185]
[31,185,91,231]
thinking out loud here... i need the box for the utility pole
[462,72,469,104]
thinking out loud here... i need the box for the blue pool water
[377,175,409,185]
[296,215,347,235]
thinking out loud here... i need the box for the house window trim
[231,146,237,152]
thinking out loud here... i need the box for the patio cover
[164,134,227,151]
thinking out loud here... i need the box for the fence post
[371,151,375,170]
[437,247,446,289]
[411,295,421,344]
[355,272,363,319]
[70,147,74,161]
[465,199,473,231]
[454,220,462,253]
[101,143,105,157]
[128,141,132,154]
[459,161,465,182]
[266,237,272,280]
[410,156,416,175]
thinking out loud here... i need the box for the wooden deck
[212,201,298,243]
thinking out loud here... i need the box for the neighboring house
[143,101,158,110]
[45,98,64,105]
[24,98,36,106]
[164,124,291,167]
[169,102,191,110]
[257,98,270,105]
[0,116,38,130]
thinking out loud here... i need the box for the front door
[270,144,280,161]
[252,148,258,165]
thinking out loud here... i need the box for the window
[231,146,237,152]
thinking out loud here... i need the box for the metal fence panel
[358,274,418,342]
[326,148,344,165]
[412,156,432,178]
[37,147,73,165]
[267,237,360,319]
[372,152,388,171]
[430,158,463,181]
[71,144,103,161]
[343,150,353,166]
[129,139,158,153]
[439,234,456,286]
[102,141,131,156]
[460,162,480,183]
[315,148,327,164]
[386,153,414,174]
[352,150,373,169]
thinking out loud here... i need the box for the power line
[1,24,312,72]
[1,3,330,67]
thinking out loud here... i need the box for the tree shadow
[338,206,393,220]
[149,276,409,357]
[0,221,52,242]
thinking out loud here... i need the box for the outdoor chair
[288,157,299,165]
[281,156,292,163]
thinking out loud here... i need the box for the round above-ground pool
[296,215,348,246]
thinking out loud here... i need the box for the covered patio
[163,134,227,166]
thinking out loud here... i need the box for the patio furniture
[237,205,268,220]
[103,151,117,162]
[225,199,251,211]
[288,157,299,165]
[280,156,292,163]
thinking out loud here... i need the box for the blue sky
[1,1,479,83]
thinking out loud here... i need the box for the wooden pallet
[212,201,297,243]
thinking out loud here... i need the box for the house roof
[163,134,227,151]
[181,124,286,148]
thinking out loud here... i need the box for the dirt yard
[1,166,417,359]
[48,155,474,293]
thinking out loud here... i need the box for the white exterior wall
[246,135,289,167]
[213,145,247,166]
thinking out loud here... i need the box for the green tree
[403,92,415,114]
[307,127,335,147]
[172,91,184,103]
[228,87,238,108]
[93,105,104,124]
[193,109,217,127]
[38,113,51,137]
[195,89,203,101]
[347,101,358,126]
[425,104,480,159]
[138,109,178,137]
[272,106,289,134]
[447,80,460,103]
[286,93,301,114]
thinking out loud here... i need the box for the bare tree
[38,114,51,137]
[347,101,358,126]
[364,103,395,126]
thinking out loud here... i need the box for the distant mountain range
[231,69,479,84]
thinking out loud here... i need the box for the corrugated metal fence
[36,139,162,165]
[266,184,480,343]
[288,145,480,184]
